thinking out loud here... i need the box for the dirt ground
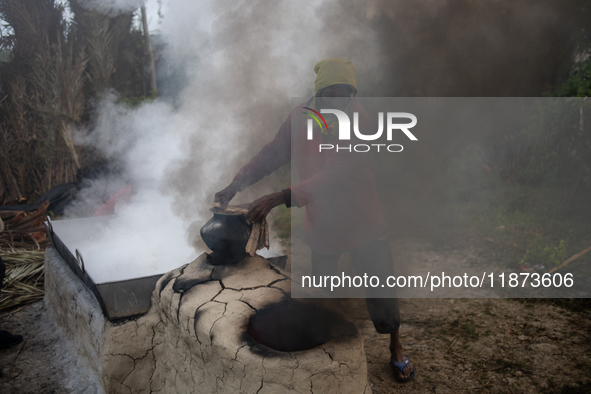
[0,301,97,394]
[353,297,591,393]
[0,238,590,393]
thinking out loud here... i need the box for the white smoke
[64,0,383,282]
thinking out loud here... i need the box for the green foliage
[556,57,591,97]
[269,199,304,245]
[270,205,291,243]
[269,200,304,245]
[119,91,157,108]
[524,236,567,267]
[512,98,591,187]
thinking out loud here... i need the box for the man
[214,58,415,382]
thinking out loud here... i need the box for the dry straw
[0,250,45,314]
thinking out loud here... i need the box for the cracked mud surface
[146,254,369,394]
[1,239,591,393]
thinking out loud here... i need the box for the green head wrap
[313,58,358,95]
[311,58,357,138]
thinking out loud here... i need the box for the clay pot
[200,212,252,265]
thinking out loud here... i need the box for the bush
[524,236,567,267]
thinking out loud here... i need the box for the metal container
[45,216,163,320]
[46,216,287,321]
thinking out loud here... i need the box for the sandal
[391,356,415,382]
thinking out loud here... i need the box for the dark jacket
[233,99,386,252]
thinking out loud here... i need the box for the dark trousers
[311,239,401,334]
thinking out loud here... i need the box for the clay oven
[44,216,371,393]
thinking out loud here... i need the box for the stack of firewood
[0,201,49,251]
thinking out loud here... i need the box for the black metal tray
[45,216,288,321]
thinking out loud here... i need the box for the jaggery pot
[200,212,252,264]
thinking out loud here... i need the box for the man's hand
[214,181,239,208]
[247,192,286,222]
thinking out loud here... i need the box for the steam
[66,0,364,281]
[64,0,578,281]
[67,96,194,282]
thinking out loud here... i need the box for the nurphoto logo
[304,108,418,153]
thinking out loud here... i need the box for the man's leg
[308,249,347,315]
[349,239,414,380]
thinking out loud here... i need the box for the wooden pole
[140,3,157,95]
[549,244,591,274]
